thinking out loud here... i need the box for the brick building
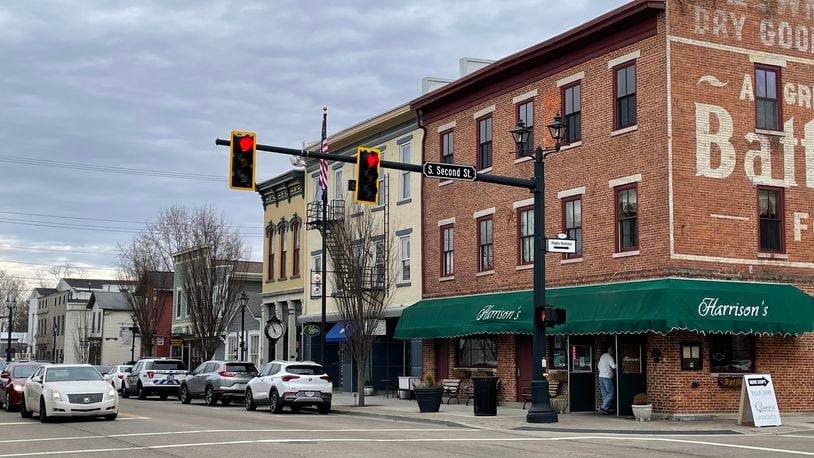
[395,0,814,417]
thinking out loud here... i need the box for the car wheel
[245,389,256,411]
[179,385,191,404]
[221,398,231,407]
[318,402,331,415]
[20,395,32,418]
[104,413,117,421]
[4,390,11,412]
[204,386,217,407]
[121,384,130,399]
[137,382,147,400]
[39,398,50,423]
[269,389,282,414]
[0,391,5,410]
[159,393,168,401]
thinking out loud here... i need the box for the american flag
[319,108,328,193]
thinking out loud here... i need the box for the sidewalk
[330,392,814,435]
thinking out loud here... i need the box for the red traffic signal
[366,153,380,168]
[229,130,256,191]
[537,305,566,327]
[355,146,381,204]
[239,136,254,152]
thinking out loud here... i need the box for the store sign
[738,374,782,427]
[475,305,522,321]
[156,336,165,346]
[697,297,768,318]
[303,324,321,337]
[171,338,183,346]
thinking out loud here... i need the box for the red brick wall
[496,335,517,400]
[422,340,436,380]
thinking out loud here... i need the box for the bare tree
[326,205,397,407]
[48,262,88,284]
[0,269,28,333]
[71,310,92,364]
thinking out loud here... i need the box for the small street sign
[303,324,321,337]
[422,161,477,181]
[546,238,577,253]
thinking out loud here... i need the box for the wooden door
[435,340,449,379]
[516,336,533,401]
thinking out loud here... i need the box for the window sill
[396,198,412,206]
[397,281,412,288]
[515,264,533,271]
[560,141,582,151]
[755,128,785,137]
[757,252,788,259]
[561,257,584,265]
[612,250,640,258]
[265,280,275,284]
[475,269,495,277]
[439,276,455,282]
[439,180,453,187]
[278,277,288,281]
[290,275,301,280]
[372,206,385,213]
[478,166,493,173]
[611,125,638,137]
[514,155,533,164]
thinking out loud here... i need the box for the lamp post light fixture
[5,296,16,362]
[511,113,566,424]
[238,291,249,361]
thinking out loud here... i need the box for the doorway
[616,335,647,416]
[516,336,533,401]
[568,336,595,412]
[435,340,449,379]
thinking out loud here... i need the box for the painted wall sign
[738,373,782,427]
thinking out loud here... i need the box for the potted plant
[413,374,443,413]
[364,380,374,396]
[631,393,652,422]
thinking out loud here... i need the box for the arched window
[279,223,288,279]
[291,220,301,276]
[266,227,275,281]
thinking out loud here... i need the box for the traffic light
[354,146,381,204]
[537,305,567,327]
[229,130,256,191]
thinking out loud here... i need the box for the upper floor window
[441,130,454,164]
[400,143,411,200]
[615,184,638,251]
[313,176,322,202]
[755,66,780,131]
[399,235,411,283]
[267,229,275,281]
[614,63,637,130]
[477,116,493,170]
[517,207,534,265]
[291,221,301,277]
[333,169,343,201]
[563,196,583,258]
[758,187,784,253]
[517,101,534,156]
[440,224,454,277]
[562,82,581,143]
[478,216,494,272]
[279,225,288,279]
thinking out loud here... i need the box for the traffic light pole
[215,137,555,423]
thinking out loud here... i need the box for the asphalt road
[0,398,813,457]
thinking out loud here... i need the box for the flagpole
[320,107,328,367]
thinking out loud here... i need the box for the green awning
[394,278,814,339]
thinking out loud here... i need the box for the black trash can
[472,376,498,416]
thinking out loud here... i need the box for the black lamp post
[52,325,57,363]
[510,113,567,424]
[130,323,140,363]
[5,296,15,362]
[238,291,249,361]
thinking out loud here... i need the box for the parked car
[0,359,6,372]
[0,362,43,411]
[102,365,132,394]
[179,360,257,406]
[245,360,331,414]
[93,365,113,377]
[20,364,118,422]
[123,358,187,400]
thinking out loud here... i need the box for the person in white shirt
[598,346,616,414]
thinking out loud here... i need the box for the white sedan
[21,364,118,422]
[103,365,132,393]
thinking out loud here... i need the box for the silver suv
[179,360,258,406]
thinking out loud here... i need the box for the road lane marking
[782,435,814,439]
[0,423,30,426]
[1,435,813,457]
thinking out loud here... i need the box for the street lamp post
[130,324,139,363]
[5,296,16,362]
[238,291,249,361]
[52,325,57,363]
[510,114,567,424]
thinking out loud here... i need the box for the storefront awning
[394,278,814,339]
[325,321,350,343]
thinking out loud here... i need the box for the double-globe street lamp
[238,291,249,361]
[5,296,16,362]
[510,113,567,424]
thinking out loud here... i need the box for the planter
[414,388,443,413]
[551,397,568,414]
[632,404,652,422]
[364,386,375,396]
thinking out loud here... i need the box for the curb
[332,408,478,429]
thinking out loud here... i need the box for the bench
[520,381,563,410]
[441,379,462,404]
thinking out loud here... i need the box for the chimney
[459,57,494,77]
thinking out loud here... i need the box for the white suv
[123,358,187,400]
[245,361,332,414]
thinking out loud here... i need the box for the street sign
[546,238,577,253]
[422,161,477,181]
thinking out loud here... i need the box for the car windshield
[118,366,132,372]
[13,366,37,378]
[225,363,257,374]
[45,367,103,382]
[95,366,112,374]
[286,365,325,375]
[150,361,186,371]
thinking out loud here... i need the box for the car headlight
[13,384,23,392]
[51,391,62,401]
[108,388,117,399]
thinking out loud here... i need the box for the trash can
[472,376,498,416]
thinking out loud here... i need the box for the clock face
[265,320,286,340]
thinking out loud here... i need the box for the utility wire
[0,210,263,230]
[0,246,119,256]
[0,258,115,271]
[0,155,226,182]
[0,217,265,237]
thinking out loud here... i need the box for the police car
[122,358,188,400]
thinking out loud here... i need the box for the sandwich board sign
[737,374,781,427]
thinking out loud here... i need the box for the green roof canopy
[394,278,814,339]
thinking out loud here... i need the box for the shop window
[457,336,497,368]
[681,342,702,370]
[620,344,642,374]
[709,335,754,372]
[552,336,567,369]
[570,344,592,372]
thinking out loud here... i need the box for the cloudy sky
[0,0,627,289]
